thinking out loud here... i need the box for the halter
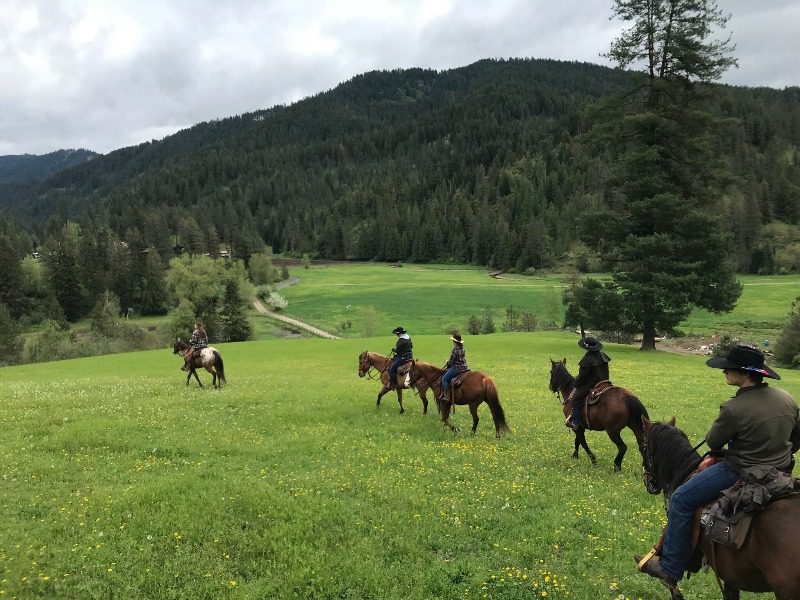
[359,352,391,382]
[549,362,575,405]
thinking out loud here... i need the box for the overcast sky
[1,0,798,156]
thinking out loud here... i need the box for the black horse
[173,338,226,388]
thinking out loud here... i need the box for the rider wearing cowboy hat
[388,326,413,389]
[440,333,469,404]
[637,344,800,588]
[566,336,611,432]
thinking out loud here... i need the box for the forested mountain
[0,149,97,207]
[5,58,800,273]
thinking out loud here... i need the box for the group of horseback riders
[385,325,800,592]
[387,325,470,407]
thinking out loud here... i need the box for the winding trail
[252,298,340,340]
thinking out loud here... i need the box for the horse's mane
[649,423,702,496]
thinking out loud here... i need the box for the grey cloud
[0,0,797,155]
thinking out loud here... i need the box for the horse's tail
[625,393,648,432]
[484,376,510,436]
[214,351,226,385]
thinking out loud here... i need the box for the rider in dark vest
[566,336,611,431]
[182,322,208,371]
[388,326,413,389]
[440,333,469,403]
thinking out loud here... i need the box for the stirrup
[636,548,658,572]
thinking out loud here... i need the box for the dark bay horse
[173,339,226,388]
[548,358,648,472]
[357,351,432,414]
[641,417,800,600]
[410,361,510,438]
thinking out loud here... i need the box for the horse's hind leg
[607,429,627,472]
[469,403,479,435]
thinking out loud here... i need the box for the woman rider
[439,333,468,404]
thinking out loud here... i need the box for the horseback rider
[566,336,611,431]
[439,333,468,404]
[636,344,800,588]
[388,326,413,389]
[182,321,208,372]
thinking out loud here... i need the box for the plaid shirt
[446,345,468,371]
[190,331,208,349]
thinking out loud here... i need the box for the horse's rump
[198,347,218,363]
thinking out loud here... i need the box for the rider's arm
[705,405,736,452]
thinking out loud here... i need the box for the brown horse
[410,361,510,438]
[641,417,800,600]
[548,358,648,472]
[173,339,226,388]
[357,351,432,414]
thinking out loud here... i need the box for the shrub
[480,308,496,334]
[466,314,481,335]
[774,298,800,368]
[266,292,288,312]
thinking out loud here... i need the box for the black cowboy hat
[578,336,602,351]
[392,326,407,335]
[451,333,463,344]
[706,344,780,380]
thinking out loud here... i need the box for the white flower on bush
[267,291,288,312]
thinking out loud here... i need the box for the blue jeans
[660,461,740,580]
[441,367,461,394]
[389,358,404,387]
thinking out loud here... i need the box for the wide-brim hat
[392,326,407,335]
[578,336,602,351]
[706,344,780,380]
[451,334,463,344]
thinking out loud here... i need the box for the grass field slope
[2,333,798,598]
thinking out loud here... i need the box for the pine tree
[573,0,742,349]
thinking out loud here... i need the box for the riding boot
[568,404,582,431]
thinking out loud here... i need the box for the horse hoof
[453,427,461,434]
[614,464,622,473]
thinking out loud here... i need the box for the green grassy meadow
[276,264,800,341]
[2,333,799,599]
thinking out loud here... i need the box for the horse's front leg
[417,386,429,415]
[191,369,203,388]
[577,430,597,466]
[395,389,404,414]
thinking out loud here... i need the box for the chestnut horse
[173,339,226,388]
[641,417,800,600]
[548,358,648,472]
[410,361,510,438]
[357,351,433,414]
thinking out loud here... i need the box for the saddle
[450,370,470,389]
[698,465,800,549]
[586,380,613,405]
[397,361,413,376]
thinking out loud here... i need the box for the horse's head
[640,416,700,498]
[358,351,370,377]
[172,338,187,354]
[548,358,569,394]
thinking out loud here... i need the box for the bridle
[549,362,574,406]
[359,352,390,381]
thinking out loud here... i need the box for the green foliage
[90,290,122,338]
[219,279,252,342]
[0,302,22,364]
[248,252,278,286]
[576,1,743,349]
[774,297,800,368]
[356,305,380,338]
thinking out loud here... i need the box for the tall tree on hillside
[0,234,27,317]
[568,0,742,349]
